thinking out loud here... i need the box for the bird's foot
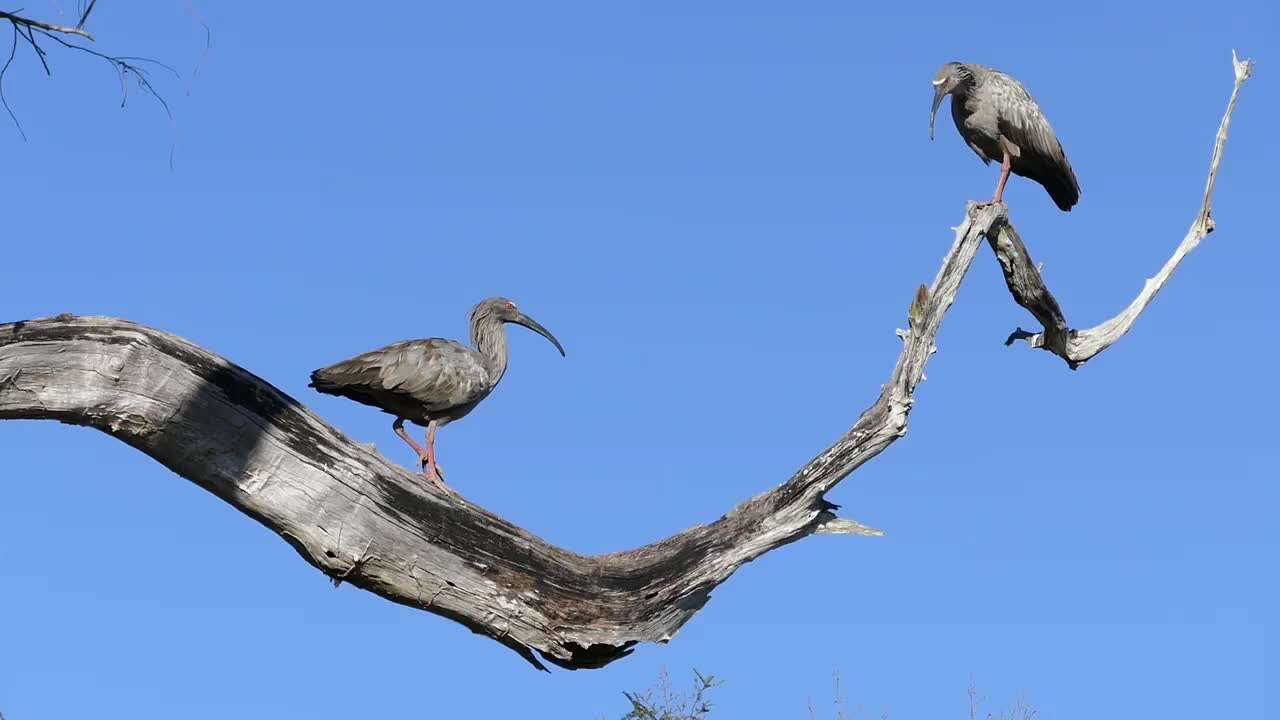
[418,455,450,493]
[418,454,446,480]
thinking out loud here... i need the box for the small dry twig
[0,5,176,139]
[621,668,721,720]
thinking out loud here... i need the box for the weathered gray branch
[0,10,95,41]
[0,53,1251,671]
[998,51,1254,368]
[0,204,998,670]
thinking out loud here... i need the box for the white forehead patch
[931,78,946,86]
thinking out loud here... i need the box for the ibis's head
[929,62,969,140]
[474,297,566,356]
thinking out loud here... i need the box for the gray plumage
[309,297,564,487]
[311,337,494,427]
[930,62,1081,211]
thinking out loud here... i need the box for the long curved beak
[513,312,566,356]
[929,89,945,141]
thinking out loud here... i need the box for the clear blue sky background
[0,2,1274,718]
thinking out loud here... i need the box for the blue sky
[0,2,1274,718]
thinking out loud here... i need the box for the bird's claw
[418,457,445,478]
[417,455,449,492]
[425,469,457,498]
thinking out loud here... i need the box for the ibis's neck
[471,315,509,383]
[952,65,980,97]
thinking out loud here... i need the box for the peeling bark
[0,53,1252,670]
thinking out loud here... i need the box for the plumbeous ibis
[310,297,565,490]
[930,62,1081,211]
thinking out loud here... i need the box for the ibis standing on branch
[310,297,566,491]
[929,62,1081,211]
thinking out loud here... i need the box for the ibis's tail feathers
[1017,152,1080,212]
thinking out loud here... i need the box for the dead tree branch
[0,202,996,670]
[998,51,1254,368]
[0,53,1251,670]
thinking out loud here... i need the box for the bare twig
[1000,51,1255,368]
[0,9,93,40]
[1,23,24,138]
[30,29,175,116]
[0,6,177,137]
[77,0,98,30]
[833,670,849,720]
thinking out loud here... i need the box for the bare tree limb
[0,54,1251,670]
[0,203,999,670]
[998,51,1254,368]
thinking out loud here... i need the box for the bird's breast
[949,93,999,163]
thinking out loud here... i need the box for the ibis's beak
[929,88,945,141]
[514,312,566,356]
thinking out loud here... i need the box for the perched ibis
[310,297,565,491]
[930,62,1081,211]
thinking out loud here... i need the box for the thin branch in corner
[0,7,177,138]
[995,51,1254,369]
[0,10,94,41]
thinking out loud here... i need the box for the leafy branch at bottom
[618,668,722,720]
[611,669,1039,720]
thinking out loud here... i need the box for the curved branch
[997,51,1254,368]
[0,53,1250,671]
[0,205,1000,670]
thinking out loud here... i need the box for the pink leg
[422,421,447,490]
[392,418,449,493]
[393,417,427,460]
[992,150,1012,205]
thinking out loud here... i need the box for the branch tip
[1231,49,1254,83]
[994,53,1250,368]
[815,515,885,537]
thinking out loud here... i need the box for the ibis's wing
[377,340,490,410]
[991,72,1081,211]
[311,339,489,412]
